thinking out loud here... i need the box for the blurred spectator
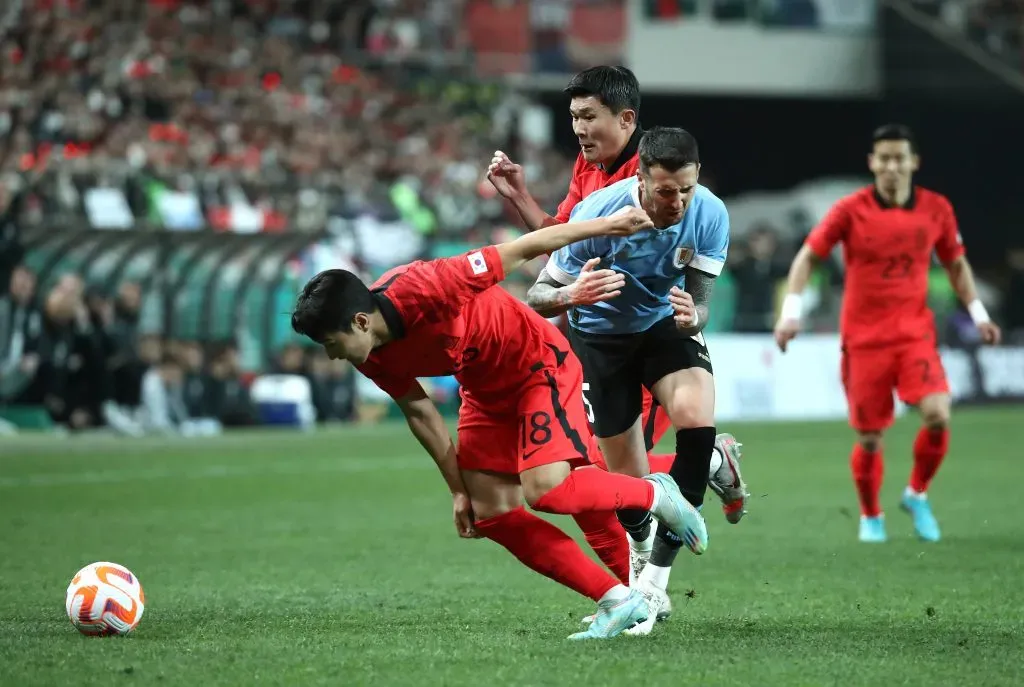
[109,282,146,407]
[179,339,210,417]
[29,279,94,429]
[730,225,790,333]
[0,184,27,291]
[913,0,1024,71]
[207,340,256,426]
[306,348,357,423]
[1006,246,1024,341]
[0,265,43,402]
[273,342,306,375]
[138,352,189,435]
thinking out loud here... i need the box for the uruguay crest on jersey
[673,246,695,269]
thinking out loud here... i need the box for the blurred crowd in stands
[910,0,1024,71]
[0,260,360,434]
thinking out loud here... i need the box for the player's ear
[911,154,921,172]
[353,312,370,332]
[619,108,635,130]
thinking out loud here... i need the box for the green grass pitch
[1,408,1022,686]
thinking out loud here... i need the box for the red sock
[572,510,630,584]
[531,469,654,515]
[909,427,949,494]
[647,452,674,474]
[475,507,618,601]
[850,444,884,517]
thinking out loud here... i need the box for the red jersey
[554,128,641,223]
[358,246,574,410]
[806,186,965,350]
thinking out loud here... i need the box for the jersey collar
[872,185,916,210]
[371,291,406,340]
[629,178,642,208]
[602,126,642,176]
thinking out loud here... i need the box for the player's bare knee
[520,462,571,507]
[666,398,714,429]
[858,432,883,452]
[921,410,949,430]
[461,469,523,521]
[653,370,715,429]
[919,396,951,429]
[472,499,516,522]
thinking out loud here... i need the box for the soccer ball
[65,562,145,636]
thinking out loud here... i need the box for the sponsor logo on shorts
[698,351,711,364]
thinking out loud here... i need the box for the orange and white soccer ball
[65,562,145,636]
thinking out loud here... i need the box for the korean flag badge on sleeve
[468,251,488,275]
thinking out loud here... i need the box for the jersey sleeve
[934,197,966,264]
[546,236,610,285]
[691,202,730,276]
[553,155,585,224]
[806,199,851,258]
[387,245,507,329]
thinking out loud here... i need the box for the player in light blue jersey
[527,127,749,635]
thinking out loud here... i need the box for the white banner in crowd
[709,334,1024,422]
[711,334,849,422]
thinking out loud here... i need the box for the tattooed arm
[527,268,575,318]
[671,267,717,337]
[527,260,627,319]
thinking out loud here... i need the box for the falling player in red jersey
[486,66,747,581]
[291,208,708,640]
[774,123,1001,543]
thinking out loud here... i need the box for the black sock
[616,509,652,542]
[670,426,716,508]
[650,521,683,567]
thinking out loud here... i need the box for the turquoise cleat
[858,515,887,543]
[900,491,941,542]
[644,473,708,555]
[568,589,650,640]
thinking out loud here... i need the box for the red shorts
[457,356,594,475]
[841,341,949,432]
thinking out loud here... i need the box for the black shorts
[568,315,713,438]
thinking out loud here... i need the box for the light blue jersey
[547,177,730,335]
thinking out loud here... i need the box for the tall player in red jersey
[486,66,747,530]
[774,124,1001,544]
[291,208,709,640]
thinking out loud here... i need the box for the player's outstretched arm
[773,244,820,352]
[394,383,478,538]
[944,256,1002,344]
[494,207,652,278]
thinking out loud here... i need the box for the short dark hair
[872,123,916,152]
[564,65,640,115]
[638,126,700,174]
[291,269,375,343]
